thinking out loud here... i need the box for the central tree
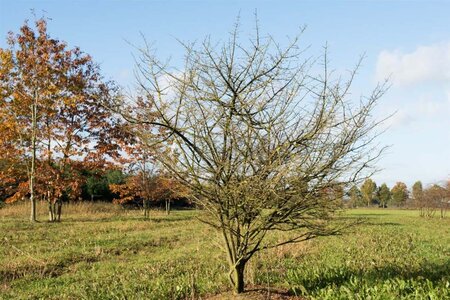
[110,22,387,293]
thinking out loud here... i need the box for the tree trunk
[48,202,54,222]
[143,198,149,218]
[56,199,62,222]
[231,261,246,294]
[46,124,53,222]
[29,99,37,222]
[30,193,37,222]
[47,190,56,222]
[165,200,170,215]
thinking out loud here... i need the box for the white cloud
[381,110,413,129]
[375,42,450,86]
[417,96,450,116]
[378,89,450,131]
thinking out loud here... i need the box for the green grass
[0,203,449,299]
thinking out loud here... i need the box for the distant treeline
[346,178,450,217]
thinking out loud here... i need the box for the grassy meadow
[0,203,449,299]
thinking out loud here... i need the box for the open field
[1,203,449,299]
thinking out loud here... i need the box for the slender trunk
[166,200,170,215]
[29,99,37,222]
[30,185,36,222]
[141,157,149,219]
[56,199,62,222]
[230,261,246,294]
[47,190,55,222]
[143,198,149,218]
[46,120,53,221]
[47,199,53,223]
[48,200,54,222]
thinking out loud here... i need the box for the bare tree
[419,183,449,218]
[108,21,387,293]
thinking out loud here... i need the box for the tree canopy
[0,17,125,221]
[108,22,387,293]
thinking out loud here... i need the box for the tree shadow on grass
[338,216,402,226]
[0,254,100,283]
[289,259,450,295]
[65,213,193,224]
[363,221,402,226]
[63,216,127,223]
[347,213,390,217]
[151,215,193,223]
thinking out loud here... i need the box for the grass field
[0,202,449,299]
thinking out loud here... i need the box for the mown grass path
[1,204,449,299]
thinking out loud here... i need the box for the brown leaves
[0,17,128,205]
[110,173,189,205]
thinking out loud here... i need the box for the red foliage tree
[0,17,126,221]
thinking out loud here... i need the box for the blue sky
[1,0,449,188]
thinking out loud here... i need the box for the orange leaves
[0,158,27,203]
[1,159,84,204]
[153,176,190,200]
[0,17,129,208]
[0,48,13,76]
[5,181,29,203]
[110,172,189,205]
[2,16,125,159]
[110,179,139,204]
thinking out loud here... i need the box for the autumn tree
[111,152,158,218]
[109,101,189,216]
[156,175,190,215]
[0,58,29,205]
[0,17,123,221]
[108,22,387,293]
[108,118,165,217]
[421,183,448,218]
[0,157,28,204]
[361,178,377,207]
[377,183,391,208]
[390,182,408,207]
[0,20,47,221]
[110,154,188,217]
[348,185,364,208]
